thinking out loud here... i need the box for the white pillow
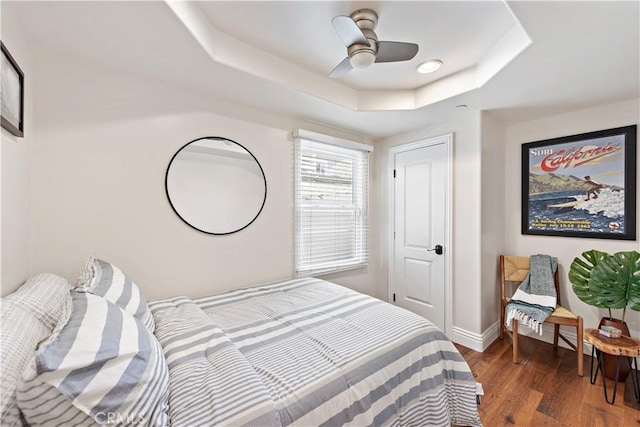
[1,273,71,427]
[76,257,155,332]
[4,273,71,330]
[17,292,169,427]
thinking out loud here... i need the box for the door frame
[387,133,453,337]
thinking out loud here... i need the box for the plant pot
[598,317,631,382]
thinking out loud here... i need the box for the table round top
[584,328,640,357]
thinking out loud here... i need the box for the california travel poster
[523,128,634,238]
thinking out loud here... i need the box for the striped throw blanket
[149,277,482,427]
[505,254,558,335]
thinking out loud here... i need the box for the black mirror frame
[165,136,267,235]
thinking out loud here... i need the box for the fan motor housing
[350,9,378,30]
[347,28,378,57]
[329,8,417,77]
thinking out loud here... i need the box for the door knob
[427,244,443,255]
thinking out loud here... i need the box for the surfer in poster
[526,133,627,234]
[583,175,604,200]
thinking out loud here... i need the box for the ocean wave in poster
[573,188,625,219]
[528,188,626,233]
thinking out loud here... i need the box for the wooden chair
[499,255,584,376]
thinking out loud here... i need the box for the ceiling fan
[329,9,419,78]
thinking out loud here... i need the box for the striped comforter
[149,278,481,427]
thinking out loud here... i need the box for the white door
[391,136,450,332]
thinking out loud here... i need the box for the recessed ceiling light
[417,60,442,74]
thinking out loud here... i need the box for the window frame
[294,131,372,277]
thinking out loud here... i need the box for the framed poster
[521,125,636,240]
[1,42,24,137]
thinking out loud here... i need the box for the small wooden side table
[584,328,640,404]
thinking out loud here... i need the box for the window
[294,131,371,276]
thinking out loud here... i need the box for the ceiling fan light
[417,60,443,74]
[350,50,376,69]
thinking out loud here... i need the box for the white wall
[504,98,640,340]
[480,112,506,335]
[28,47,377,300]
[6,23,637,352]
[1,8,33,295]
[375,110,484,343]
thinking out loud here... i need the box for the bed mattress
[149,277,481,426]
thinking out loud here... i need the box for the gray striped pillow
[76,257,155,332]
[17,292,170,427]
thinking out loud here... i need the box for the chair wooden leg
[500,305,505,339]
[553,324,560,348]
[512,319,519,364]
[577,316,584,377]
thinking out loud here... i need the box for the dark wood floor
[456,335,640,426]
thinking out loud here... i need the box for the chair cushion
[505,298,578,320]
[551,305,579,319]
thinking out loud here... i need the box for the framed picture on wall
[521,125,637,240]
[1,42,24,137]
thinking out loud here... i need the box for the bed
[2,258,481,427]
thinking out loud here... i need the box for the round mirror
[165,137,267,235]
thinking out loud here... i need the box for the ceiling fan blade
[328,57,353,78]
[332,15,368,46]
[375,41,419,63]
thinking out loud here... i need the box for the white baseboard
[451,322,499,352]
[452,322,640,355]
[509,324,640,355]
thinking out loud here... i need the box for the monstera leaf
[569,250,640,322]
[569,249,609,308]
[590,251,640,312]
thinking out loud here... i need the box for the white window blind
[295,134,370,276]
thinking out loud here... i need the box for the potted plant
[569,250,640,381]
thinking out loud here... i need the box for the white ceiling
[5,1,640,139]
[198,1,516,90]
